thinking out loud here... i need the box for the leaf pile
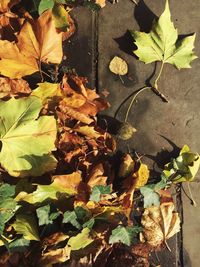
[0,1,199,267]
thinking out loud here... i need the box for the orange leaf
[0,10,63,78]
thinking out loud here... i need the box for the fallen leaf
[0,0,20,13]
[141,202,180,247]
[0,77,31,98]
[12,214,40,241]
[109,56,128,75]
[132,0,197,69]
[0,96,57,177]
[67,228,93,251]
[109,225,142,246]
[0,10,63,78]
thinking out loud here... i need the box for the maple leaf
[132,0,197,69]
[0,78,31,98]
[141,202,180,248]
[0,96,57,177]
[0,10,63,78]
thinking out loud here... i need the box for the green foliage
[52,4,69,31]
[109,226,142,246]
[38,0,54,14]
[132,0,197,69]
[0,184,17,234]
[16,181,76,204]
[140,185,160,208]
[162,145,200,183]
[12,214,40,241]
[63,211,81,229]
[89,185,112,202]
[0,97,57,177]
[36,204,60,226]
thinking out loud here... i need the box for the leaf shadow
[145,135,180,179]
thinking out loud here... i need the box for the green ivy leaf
[89,185,111,202]
[109,225,142,246]
[0,97,57,177]
[67,228,93,251]
[36,204,60,226]
[132,0,197,69]
[140,185,160,208]
[63,211,81,229]
[12,214,40,241]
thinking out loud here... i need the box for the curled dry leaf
[141,202,180,248]
[0,0,20,13]
[109,56,128,75]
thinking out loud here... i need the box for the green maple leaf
[132,0,197,69]
[0,96,57,177]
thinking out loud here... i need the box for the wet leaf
[132,0,197,69]
[0,96,57,177]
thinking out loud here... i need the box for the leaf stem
[152,61,169,102]
[124,86,151,122]
[187,182,197,207]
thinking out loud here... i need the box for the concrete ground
[65,1,200,266]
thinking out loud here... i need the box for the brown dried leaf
[141,202,180,247]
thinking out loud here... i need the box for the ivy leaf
[12,214,40,241]
[0,96,57,177]
[132,0,197,69]
[163,145,200,183]
[63,211,81,229]
[67,228,93,251]
[89,185,112,202]
[109,225,142,246]
[36,204,60,226]
[140,185,160,208]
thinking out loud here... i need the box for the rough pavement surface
[65,1,200,266]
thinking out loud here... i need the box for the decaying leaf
[109,56,128,75]
[132,0,197,69]
[141,202,180,247]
